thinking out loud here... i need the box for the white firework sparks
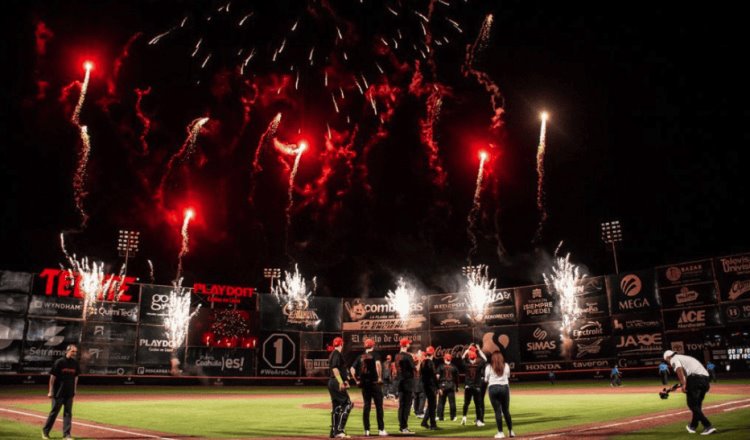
[273,264,316,314]
[543,253,585,339]
[164,278,201,349]
[464,264,498,322]
[71,62,92,125]
[386,278,415,323]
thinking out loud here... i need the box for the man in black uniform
[461,347,486,425]
[350,338,387,437]
[328,337,353,438]
[419,346,439,430]
[413,351,426,419]
[383,355,394,399]
[437,353,458,421]
[42,344,80,440]
[395,338,416,434]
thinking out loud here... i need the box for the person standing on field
[394,338,416,434]
[42,344,80,440]
[350,338,387,437]
[328,337,353,438]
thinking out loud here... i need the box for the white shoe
[509,430,516,437]
[452,417,457,421]
[686,425,697,434]
[378,430,388,436]
[494,433,505,439]
[460,416,467,425]
[364,430,370,436]
[400,428,414,434]
[334,434,351,439]
[476,420,486,427]
[416,413,424,418]
[701,427,717,435]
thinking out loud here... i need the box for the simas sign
[608,271,658,314]
[192,282,254,305]
[519,323,562,362]
[37,268,137,302]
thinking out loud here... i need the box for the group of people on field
[327,337,514,439]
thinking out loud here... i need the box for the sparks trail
[285,142,306,260]
[108,33,142,97]
[72,126,91,229]
[467,151,488,263]
[272,264,319,328]
[543,252,585,359]
[176,209,194,281]
[134,87,152,155]
[155,117,209,202]
[71,62,92,125]
[164,278,201,350]
[463,14,504,131]
[386,278,416,325]
[251,113,282,176]
[534,112,549,243]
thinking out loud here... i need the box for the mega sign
[38,268,137,302]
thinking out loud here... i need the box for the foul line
[0,407,177,440]
[526,398,750,439]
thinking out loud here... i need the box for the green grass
[8,392,740,438]
[612,407,750,439]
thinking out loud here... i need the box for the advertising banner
[0,316,25,373]
[714,253,750,302]
[430,328,475,359]
[0,271,33,293]
[343,330,429,353]
[184,347,255,376]
[258,331,300,377]
[22,319,82,372]
[342,297,427,331]
[518,322,563,363]
[662,306,723,332]
[35,268,138,302]
[614,330,664,367]
[28,295,83,319]
[0,271,33,316]
[259,294,342,332]
[569,337,614,361]
[722,301,750,323]
[666,332,725,362]
[136,324,175,365]
[191,282,255,309]
[86,301,139,323]
[607,270,659,314]
[81,322,137,345]
[428,293,472,330]
[473,325,520,366]
[85,366,134,376]
[656,259,715,288]
[515,285,560,323]
[300,332,341,377]
[570,317,611,340]
[611,312,663,334]
[140,285,181,325]
[82,344,136,367]
[0,341,23,373]
[658,282,718,309]
[577,293,610,318]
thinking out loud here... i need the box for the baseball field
[1,379,749,439]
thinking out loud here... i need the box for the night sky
[2,1,747,296]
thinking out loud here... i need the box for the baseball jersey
[463,359,486,387]
[395,351,415,381]
[670,354,709,377]
[50,356,80,398]
[420,358,438,389]
[437,362,458,388]
[329,349,349,381]
[352,351,380,383]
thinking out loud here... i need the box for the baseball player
[350,338,387,437]
[461,345,487,426]
[659,361,669,385]
[436,353,458,421]
[394,338,416,434]
[412,351,426,419]
[382,355,394,399]
[610,365,622,387]
[328,337,353,438]
[664,350,717,435]
[419,346,439,430]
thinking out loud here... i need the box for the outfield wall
[1,253,750,379]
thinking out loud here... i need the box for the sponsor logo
[666,267,682,282]
[38,268,135,301]
[719,256,750,275]
[149,294,171,312]
[532,288,543,299]
[572,321,604,338]
[676,309,706,329]
[94,326,105,336]
[282,299,321,329]
[42,326,66,346]
[431,295,466,312]
[576,338,603,357]
[729,280,750,301]
[620,275,642,297]
[304,358,329,371]
[576,278,604,295]
[27,346,67,358]
[671,341,685,354]
[89,348,102,359]
[613,319,624,330]
[90,304,138,319]
[617,297,651,311]
[439,317,462,326]
[616,333,662,354]
[523,363,562,371]
[29,299,82,313]
[581,300,602,315]
[344,299,424,321]
[726,306,740,319]
[194,355,247,371]
[676,287,699,304]
[573,360,610,368]
[533,327,548,340]
[192,283,254,303]
[139,338,176,349]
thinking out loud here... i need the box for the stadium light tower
[117,230,140,275]
[263,267,281,291]
[601,220,623,274]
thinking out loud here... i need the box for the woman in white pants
[485,351,514,438]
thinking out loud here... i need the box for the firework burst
[464,264,498,323]
[71,61,92,125]
[543,253,585,356]
[272,265,318,327]
[155,117,209,202]
[285,141,306,257]
[176,208,194,281]
[72,125,91,228]
[386,277,416,323]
